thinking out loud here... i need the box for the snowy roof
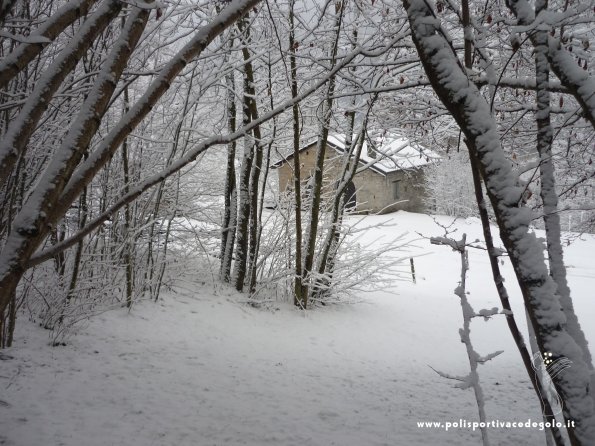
[271,133,440,175]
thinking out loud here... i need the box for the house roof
[271,133,440,176]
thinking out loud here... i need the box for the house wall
[355,169,427,214]
[276,143,429,214]
[277,142,339,193]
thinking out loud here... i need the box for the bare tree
[402,0,595,442]
[0,0,262,344]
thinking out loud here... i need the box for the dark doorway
[344,180,356,211]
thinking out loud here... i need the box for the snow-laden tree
[401,0,595,443]
[212,0,414,307]
[0,0,414,340]
[1,4,593,444]
[424,148,478,218]
[0,0,264,345]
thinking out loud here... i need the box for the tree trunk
[121,85,133,309]
[239,19,264,295]
[0,0,123,185]
[506,0,595,130]
[533,0,595,403]
[403,0,595,442]
[232,47,255,291]
[0,0,98,89]
[220,39,238,283]
[301,1,344,307]
[0,3,149,316]
[288,0,304,307]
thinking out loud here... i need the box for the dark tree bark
[220,58,238,283]
[403,0,595,443]
[301,0,344,307]
[0,0,262,320]
[507,0,595,130]
[0,0,98,89]
[288,0,304,307]
[0,0,123,185]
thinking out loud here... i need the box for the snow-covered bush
[424,150,479,218]
[250,191,409,306]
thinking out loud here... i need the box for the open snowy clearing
[1,211,593,446]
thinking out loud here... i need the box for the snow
[275,133,440,175]
[326,133,440,173]
[405,0,595,438]
[1,211,594,445]
[0,0,122,183]
[0,31,51,44]
[507,0,595,127]
[122,0,165,9]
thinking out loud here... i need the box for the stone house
[271,134,439,214]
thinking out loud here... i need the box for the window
[392,180,400,199]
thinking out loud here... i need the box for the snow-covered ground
[1,211,593,445]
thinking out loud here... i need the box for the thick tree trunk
[533,0,595,407]
[219,27,238,283]
[121,86,133,309]
[66,183,88,303]
[507,0,595,130]
[0,4,149,315]
[232,56,255,291]
[240,21,264,295]
[0,0,98,89]
[0,0,123,185]
[221,183,238,283]
[232,140,253,292]
[403,0,595,443]
[233,16,265,293]
[220,67,238,283]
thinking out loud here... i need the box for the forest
[0,0,594,444]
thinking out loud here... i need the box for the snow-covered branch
[0,0,98,89]
[403,0,595,442]
[507,0,595,129]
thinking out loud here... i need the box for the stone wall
[351,169,427,214]
[275,143,428,214]
[277,142,338,192]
